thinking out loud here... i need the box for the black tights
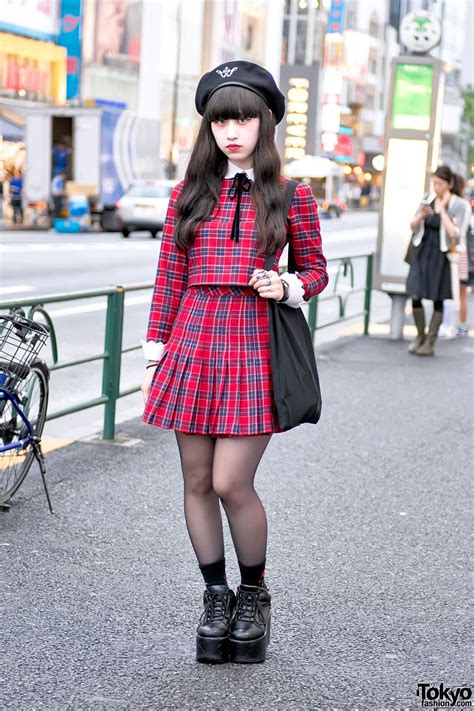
[174,432,271,567]
[412,298,443,314]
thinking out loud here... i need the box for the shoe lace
[235,589,265,625]
[200,590,232,624]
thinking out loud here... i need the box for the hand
[248,269,284,301]
[141,364,158,404]
[420,205,434,217]
[440,190,451,208]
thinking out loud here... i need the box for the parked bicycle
[0,314,52,512]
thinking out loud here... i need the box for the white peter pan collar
[225,161,254,181]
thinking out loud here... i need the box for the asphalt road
[0,211,378,294]
[0,212,388,440]
[2,333,471,710]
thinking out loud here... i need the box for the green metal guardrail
[307,253,373,338]
[0,253,373,439]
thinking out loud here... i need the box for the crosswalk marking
[0,242,160,254]
[46,294,151,318]
[0,285,35,294]
[0,228,377,255]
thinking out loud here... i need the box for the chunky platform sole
[196,634,229,664]
[229,616,271,664]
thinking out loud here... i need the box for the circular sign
[400,11,442,54]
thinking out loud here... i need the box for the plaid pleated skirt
[143,286,282,436]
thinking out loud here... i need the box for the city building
[168,0,281,178]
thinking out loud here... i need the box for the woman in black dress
[406,166,468,356]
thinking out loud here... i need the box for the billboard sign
[0,0,59,41]
[83,0,142,70]
[58,0,82,100]
[326,0,346,34]
[392,63,433,131]
[278,64,319,163]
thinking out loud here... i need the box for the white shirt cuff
[140,340,166,361]
[279,272,305,308]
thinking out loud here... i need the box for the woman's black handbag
[264,180,322,431]
[404,235,414,265]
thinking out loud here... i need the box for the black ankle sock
[199,558,227,587]
[238,559,266,587]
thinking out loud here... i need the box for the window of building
[295,19,307,63]
[369,12,379,38]
[297,0,309,15]
[282,18,290,63]
[345,5,357,30]
[365,86,375,110]
[369,48,377,76]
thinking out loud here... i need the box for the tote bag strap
[264,179,299,273]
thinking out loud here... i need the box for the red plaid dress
[143,178,328,436]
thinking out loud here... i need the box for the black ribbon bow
[228,172,252,243]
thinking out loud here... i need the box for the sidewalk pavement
[2,331,472,710]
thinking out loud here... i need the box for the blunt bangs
[205,86,265,122]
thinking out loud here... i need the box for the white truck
[24,105,162,229]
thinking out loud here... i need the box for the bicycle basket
[0,315,49,383]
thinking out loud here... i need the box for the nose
[226,120,238,140]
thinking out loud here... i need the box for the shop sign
[343,30,370,83]
[400,11,441,54]
[326,0,346,34]
[321,126,354,163]
[58,0,82,100]
[0,0,59,41]
[2,55,51,100]
[278,64,318,163]
[334,128,354,161]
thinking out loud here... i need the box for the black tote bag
[264,181,322,431]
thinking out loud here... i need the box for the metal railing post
[102,287,125,439]
[308,298,318,342]
[364,254,373,336]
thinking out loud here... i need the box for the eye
[238,117,251,124]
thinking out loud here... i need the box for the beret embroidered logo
[216,66,238,78]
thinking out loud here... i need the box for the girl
[141,61,328,664]
[406,165,470,356]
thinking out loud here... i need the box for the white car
[116,180,177,238]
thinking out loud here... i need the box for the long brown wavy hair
[175,86,286,254]
[433,165,465,197]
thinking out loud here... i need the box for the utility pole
[169,0,182,179]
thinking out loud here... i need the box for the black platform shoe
[196,585,236,663]
[229,584,271,663]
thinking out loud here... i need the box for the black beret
[195,60,286,125]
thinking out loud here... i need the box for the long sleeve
[286,182,328,301]
[452,198,471,247]
[146,183,188,344]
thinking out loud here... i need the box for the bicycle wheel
[0,360,49,505]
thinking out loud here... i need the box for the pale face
[211,117,260,169]
[432,176,450,198]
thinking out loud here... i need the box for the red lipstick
[227,144,242,152]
